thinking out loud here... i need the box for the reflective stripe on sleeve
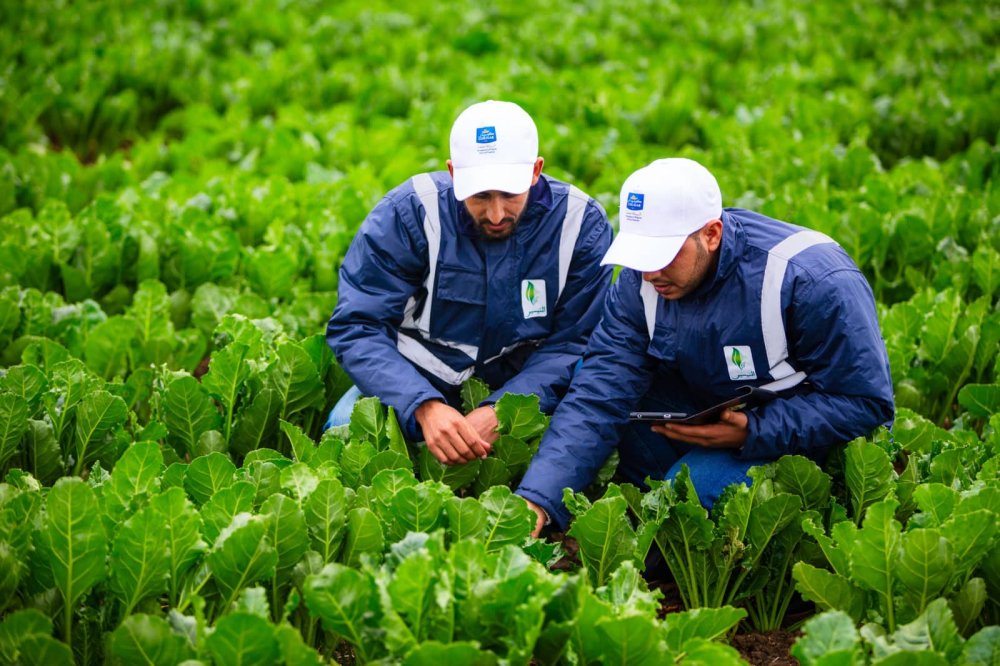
[557,186,589,298]
[760,230,837,382]
[398,173,479,373]
[409,172,442,335]
[640,281,658,340]
[397,332,476,386]
[758,371,808,393]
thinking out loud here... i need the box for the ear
[447,159,455,179]
[703,219,724,252]
[530,157,544,186]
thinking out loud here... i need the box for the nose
[486,197,506,224]
[642,270,658,281]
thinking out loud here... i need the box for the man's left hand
[466,405,501,445]
[650,409,748,449]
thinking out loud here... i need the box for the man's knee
[666,448,764,509]
[324,385,364,431]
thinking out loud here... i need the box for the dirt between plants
[333,640,356,665]
[731,630,801,666]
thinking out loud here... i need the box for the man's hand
[524,498,548,538]
[415,400,491,465]
[466,405,501,445]
[651,408,748,449]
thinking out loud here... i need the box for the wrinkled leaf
[303,563,380,661]
[72,389,127,474]
[662,605,747,651]
[494,393,548,441]
[111,614,194,666]
[567,489,636,587]
[340,507,384,568]
[480,485,534,553]
[791,610,861,666]
[792,562,865,622]
[303,478,348,563]
[162,375,221,457]
[205,612,280,666]
[183,451,236,505]
[207,513,278,610]
[38,478,107,639]
[110,502,170,615]
[844,439,894,523]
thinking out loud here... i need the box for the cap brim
[452,163,534,201]
[600,232,687,272]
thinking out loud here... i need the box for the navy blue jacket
[517,209,895,528]
[327,171,612,440]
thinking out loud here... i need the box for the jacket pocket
[435,264,486,305]
[430,264,486,344]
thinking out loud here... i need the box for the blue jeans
[663,446,759,507]
[324,385,364,431]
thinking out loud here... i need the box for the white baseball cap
[601,158,723,272]
[449,100,539,201]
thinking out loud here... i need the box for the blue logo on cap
[476,126,497,144]
[626,193,645,211]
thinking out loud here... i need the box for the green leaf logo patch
[723,345,757,380]
[521,279,547,319]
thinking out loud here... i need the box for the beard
[474,215,520,241]
[651,234,715,299]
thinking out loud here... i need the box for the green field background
[1,1,998,664]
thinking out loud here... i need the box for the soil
[651,580,685,618]
[549,533,581,572]
[333,640,356,665]
[731,630,801,666]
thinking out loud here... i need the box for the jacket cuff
[735,409,765,459]
[400,390,446,442]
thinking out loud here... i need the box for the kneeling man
[517,158,894,532]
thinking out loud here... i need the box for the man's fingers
[457,420,491,459]
[430,438,463,465]
[660,431,711,446]
[450,431,482,463]
[446,439,476,464]
[423,405,497,464]
[435,427,474,464]
[468,435,491,459]
[431,420,474,463]
[721,409,749,429]
[651,416,746,449]
[532,511,545,538]
[525,501,547,538]
[652,424,721,447]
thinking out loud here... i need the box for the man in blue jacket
[517,158,894,533]
[326,100,612,465]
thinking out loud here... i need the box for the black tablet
[629,411,689,422]
[628,385,778,426]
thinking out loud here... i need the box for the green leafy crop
[1,0,999,662]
